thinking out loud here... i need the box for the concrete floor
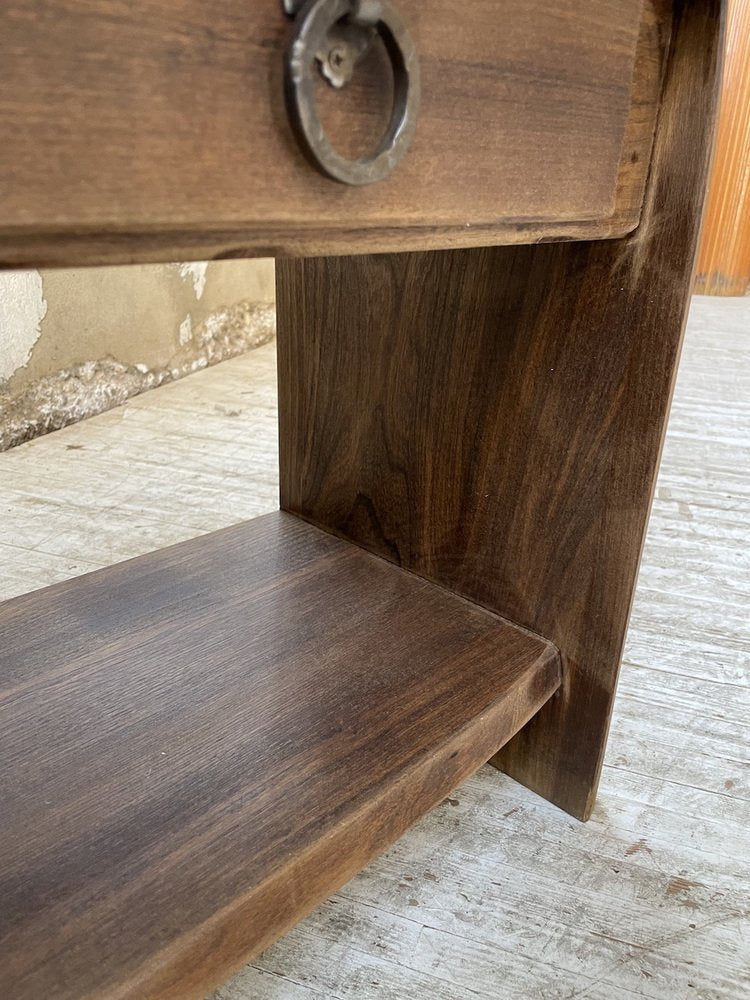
[1,296,748,999]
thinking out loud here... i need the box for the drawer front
[0,0,658,265]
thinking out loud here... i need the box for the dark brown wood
[277,0,723,821]
[0,0,656,267]
[0,511,560,1000]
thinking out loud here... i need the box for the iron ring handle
[284,0,420,185]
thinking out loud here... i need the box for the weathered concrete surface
[0,300,274,451]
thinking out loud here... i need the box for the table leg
[276,0,723,819]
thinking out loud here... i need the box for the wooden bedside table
[0,2,723,997]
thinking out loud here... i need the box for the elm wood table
[0,2,723,998]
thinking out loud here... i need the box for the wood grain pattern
[0,510,560,1000]
[277,0,723,821]
[0,0,654,266]
[2,299,749,1000]
[694,0,750,295]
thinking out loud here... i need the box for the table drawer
[0,0,659,265]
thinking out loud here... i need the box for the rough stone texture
[0,300,275,451]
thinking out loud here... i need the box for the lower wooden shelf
[0,511,560,1000]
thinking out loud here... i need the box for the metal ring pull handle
[284,0,420,185]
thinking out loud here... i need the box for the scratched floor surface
[0,296,748,999]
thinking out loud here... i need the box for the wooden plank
[0,510,560,1000]
[694,0,750,294]
[276,0,724,820]
[0,0,654,266]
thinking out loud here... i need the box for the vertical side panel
[276,0,723,819]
